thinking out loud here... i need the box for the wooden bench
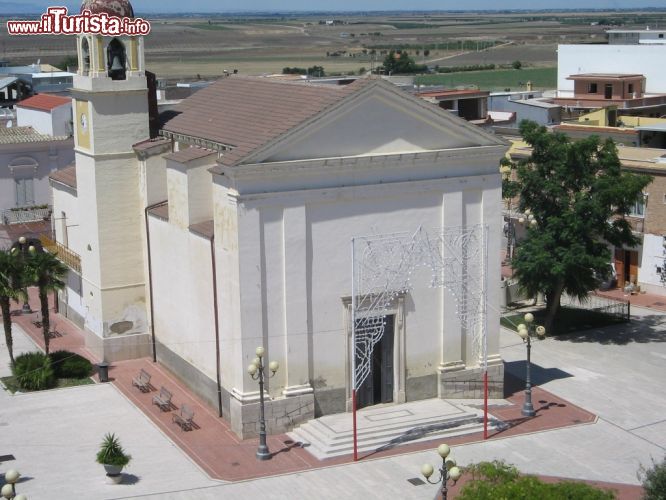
[132,369,152,393]
[152,386,173,411]
[172,404,195,431]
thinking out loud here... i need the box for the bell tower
[71,0,152,360]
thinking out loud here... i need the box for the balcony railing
[2,206,52,225]
[38,234,81,273]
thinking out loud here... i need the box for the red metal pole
[352,389,358,461]
[483,370,488,439]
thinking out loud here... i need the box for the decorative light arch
[350,224,489,460]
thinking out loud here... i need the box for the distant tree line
[282,65,326,77]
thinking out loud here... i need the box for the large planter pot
[103,464,124,484]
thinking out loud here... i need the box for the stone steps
[288,399,504,460]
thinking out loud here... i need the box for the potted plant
[96,433,131,483]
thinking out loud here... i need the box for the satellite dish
[6,120,12,128]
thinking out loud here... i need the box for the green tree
[640,456,666,500]
[382,50,424,74]
[512,60,522,70]
[504,121,652,332]
[25,251,68,354]
[0,250,24,366]
[56,55,78,71]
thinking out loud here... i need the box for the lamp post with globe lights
[516,313,546,417]
[420,444,462,500]
[247,346,279,461]
[1,469,22,499]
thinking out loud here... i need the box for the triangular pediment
[243,79,505,165]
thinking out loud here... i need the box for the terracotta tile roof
[165,147,216,163]
[49,164,77,190]
[0,126,70,144]
[133,136,170,152]
[16,94,71,112]
[190,220,214,238]
[418,89,489,98]
[147,203,169,221]
[162,76,369,167]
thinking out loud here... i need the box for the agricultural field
[415,67,557,91]
[1,10,665,80]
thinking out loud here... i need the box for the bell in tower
[107,38,127,80]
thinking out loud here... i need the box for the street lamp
[420,443,462,500]
[1,469,20,499]
[247,346,279,461]
[517,313,546,417]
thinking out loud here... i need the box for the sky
[2,0,665,14]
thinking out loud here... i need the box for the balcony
[2,205,52,225]
[38,234,81,273]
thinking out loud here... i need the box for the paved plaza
[0,303,663,498]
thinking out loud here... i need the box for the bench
[152,386,173,411]
[132,369,152,393]
[172,404,195,431]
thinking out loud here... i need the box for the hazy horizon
[2,0,666,14]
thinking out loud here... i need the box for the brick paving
[3,288,644,497]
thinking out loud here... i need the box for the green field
[415,67,557,91]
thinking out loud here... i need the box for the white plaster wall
[187,166,213,225]
[166,164,189,228]
[51,104,73,137]
[638,233,666,293]
[558,45,666,94]
[17,108,54,136]
[0,141,74,211]
[149,217,217,381]
[228,166,501,398]
[89,92,149,155]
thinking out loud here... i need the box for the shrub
[512,60,523,70]
[49,350,93,379]
[96,433,132,467]
[459,461,615,500]
[12,352,55,391]
[640,456,666,500]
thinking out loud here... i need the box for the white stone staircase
[288,398,506,460]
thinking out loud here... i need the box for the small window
[629,194,646,217]
[659,34,664,39]
[628,83,634,94]
[588,83,598,94]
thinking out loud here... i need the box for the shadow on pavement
[504,362,573,394]
[553,314,666,345]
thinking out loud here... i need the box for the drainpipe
[210,234,223,418]
[144,200,168,363]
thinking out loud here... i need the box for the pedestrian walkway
[1,288,610,486]
[597,287,666,312]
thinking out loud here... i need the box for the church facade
[50,0,508,438]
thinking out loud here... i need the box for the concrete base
[83,328,152,363]
[406,373,438,402]
[155,339,230,420]
[438,361,504,399]
[230,393,315,439]
[314,387,346,417]
[59,299,85,330]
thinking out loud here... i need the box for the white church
[50,0,508,438]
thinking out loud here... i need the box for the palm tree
[25,250,68,354]
[0,250,24,365]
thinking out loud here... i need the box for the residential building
[558,30,666,95]
[0,95,73,221]
[417,88,489,122]
[488,90,562,127]
[607,28,666,45]
[50,0,508,440]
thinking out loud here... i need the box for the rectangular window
[588,83,598,94]
[629,194,646,217]
[15,177,34,207]
[604,84,613,99]
[628,83,634,95]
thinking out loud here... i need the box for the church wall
[149,215,218,390]
[227,153,504,430]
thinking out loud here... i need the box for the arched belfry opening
[80,37,90,76]
[107,38,127,80]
